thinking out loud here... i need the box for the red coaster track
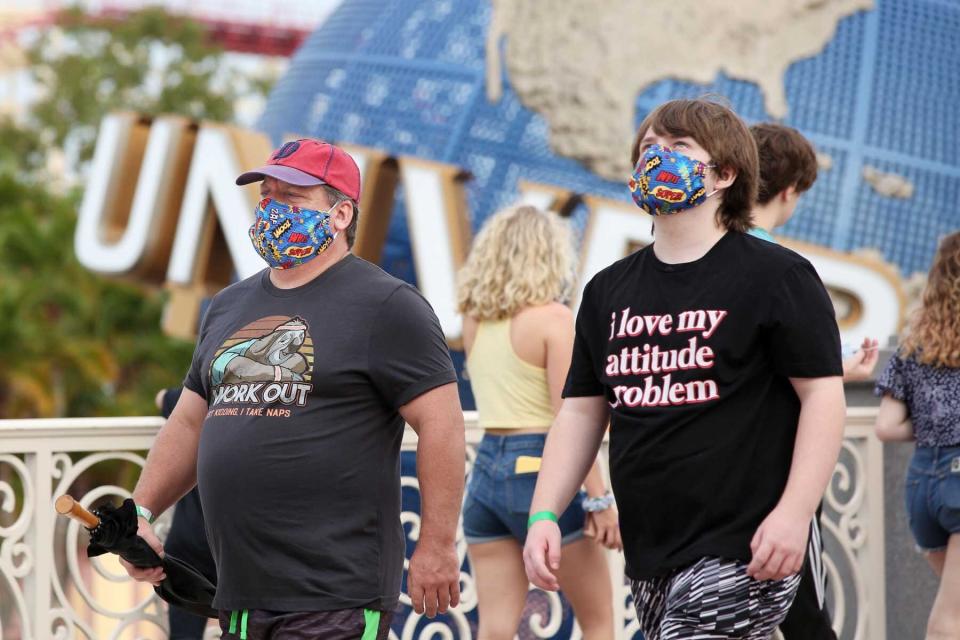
[1,1,315,57]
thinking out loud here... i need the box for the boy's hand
[747,505,809,581]
[523,520,562,591]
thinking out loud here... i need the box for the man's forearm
[133,413,201,516]
[778,381,846,518]
[416,414,466,545]
[530,398,608,516]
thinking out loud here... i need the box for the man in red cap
[122,139,466,640]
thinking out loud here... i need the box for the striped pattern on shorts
[630,556,802,639]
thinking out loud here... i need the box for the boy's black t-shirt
[564,231,842,580]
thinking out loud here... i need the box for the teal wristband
[527,510,559,528]
[135,505,155,524]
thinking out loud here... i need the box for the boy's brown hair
[750,123,818,205]
[631,98,758,233]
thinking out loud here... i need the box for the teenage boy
[523,99,847,639]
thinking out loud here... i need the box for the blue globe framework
[261,0,960,282]
[259,0,960,414]
[255,0,960,636]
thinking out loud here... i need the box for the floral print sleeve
[874,350,960,446]
[875,351,906,401]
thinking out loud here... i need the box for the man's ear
[331,200,354,232]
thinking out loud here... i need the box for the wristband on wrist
[582,492,615,513]
[527,510,559,528]
[135,504,155,524]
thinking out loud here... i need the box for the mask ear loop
[702,163,721,199]
[325,198,347,240]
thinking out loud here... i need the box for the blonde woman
[458,205,619,640]
[875,231,960,639]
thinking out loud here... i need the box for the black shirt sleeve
[368,284,458,409]
[764,261,843,378]
[563,277,605,398]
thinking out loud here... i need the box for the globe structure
[258,0,960,411]
[259,0,960,284]
[255,1,960,637]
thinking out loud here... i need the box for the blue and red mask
[628,144,717,216]
[248,197,339,270]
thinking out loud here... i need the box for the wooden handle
[55,495,100,528]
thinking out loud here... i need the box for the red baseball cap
[236,138,361,201]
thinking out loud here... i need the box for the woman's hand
[584,507,623,551]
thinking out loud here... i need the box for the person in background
[749,122,881,639]
[875,231,960,640]
[154,386,217,640]
[749,123,879,383]
[457,205,620,640]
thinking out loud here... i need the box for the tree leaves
[0,173,195,417]
[23,6,241,169]
[0,7,256,417]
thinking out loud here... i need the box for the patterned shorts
[631,556,802,640]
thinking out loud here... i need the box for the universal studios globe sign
[78,0,960,349]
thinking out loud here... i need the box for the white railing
[0,409,885,640]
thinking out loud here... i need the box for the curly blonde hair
[457,205,577,321]
[902,231,960,368]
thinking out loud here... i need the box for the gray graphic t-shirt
[183,254,457,612]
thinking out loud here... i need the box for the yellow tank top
[466,319,556,429]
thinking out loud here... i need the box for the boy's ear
[779,185,799,203]
[715,166,737,191]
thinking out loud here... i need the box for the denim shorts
[462,433,587,545]
[905,445,960,552]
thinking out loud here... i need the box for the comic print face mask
[629,144,718,216]
[249,197,340,270]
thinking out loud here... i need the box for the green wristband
[135,504,155,524]
[527,510,559,528]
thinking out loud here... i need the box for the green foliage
[0,175,194,417]
[0,117,47,177]
[26,6,241,166]
[0,7,270,417]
